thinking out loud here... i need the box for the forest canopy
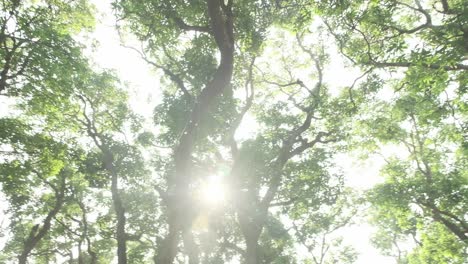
[0,0,466,263]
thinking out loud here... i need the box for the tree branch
[171,16,210,33]
[119,42,193,102]
[226,57,255,157]
[368,61,468,71]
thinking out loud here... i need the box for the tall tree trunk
[155,0,234,263]
[155,215,180,263]
[239,211,263,264]
[245,236,260,264]
[104,151,128,264]
[85,121,129,263]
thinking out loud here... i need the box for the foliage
[1,0,466,263]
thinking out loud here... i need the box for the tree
[309,0,468,261]
[363,91,467,262]
[113,0,361,260]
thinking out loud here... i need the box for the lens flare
[200,175,225,206]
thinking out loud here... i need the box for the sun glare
[200,175,226,207]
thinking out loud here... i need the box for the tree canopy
[1,0,466,263]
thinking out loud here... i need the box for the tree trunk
[155,0,234,263]
[183,229,200,264]
[104,151,128,264]
[245,237,260,264]
[78,242,84,264]
[112,174,127,264]
[154,214,180,263]
[239,211,263,264]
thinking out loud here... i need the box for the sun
[199,175,226,207]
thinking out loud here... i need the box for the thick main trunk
[245,237,260,264]
[238,211,263,264]
[155,0,234,263]
[154,217,180,263]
